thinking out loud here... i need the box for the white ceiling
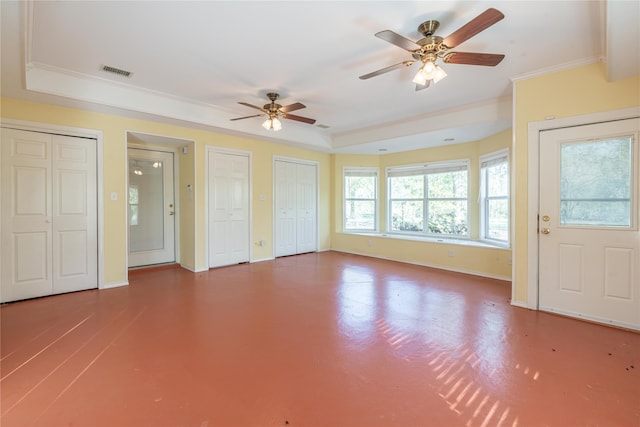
[1,1,638,153]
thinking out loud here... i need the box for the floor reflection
[335,266,522,425]
[337,267,377,345]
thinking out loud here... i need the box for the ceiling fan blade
[230,114,264,121]
[283,113,316,125]
[443,52,505,66]
[375,30,419,52]
[238,102,266,112]
[280,102,306,113]
[359,60,415,80]
[415,80,431,91]
[442,8,504,49]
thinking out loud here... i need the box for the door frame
[272,156,320,257]
[0,118,105,290]
[204,145,253,269]
[526,106,640,310]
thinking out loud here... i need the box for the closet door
[1,128,97,302]
[275,160,297,257]
[52,135,97,294]
[1,129,53,301]
[208,151,250,268]
[296,163,317,254]
[274,160,317,257]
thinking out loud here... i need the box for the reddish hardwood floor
[1,252,638,426]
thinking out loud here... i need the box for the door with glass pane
[539,118,640,329]
[128,148,175,267]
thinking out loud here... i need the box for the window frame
[386,160,470,238]
[343,167,379,232]
[479,149,510,246]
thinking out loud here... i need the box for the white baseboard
[251,257,275,263]
[180,264,208,273]
[100,281,128,289]
[510,300,530,309]
[540,306,639,331]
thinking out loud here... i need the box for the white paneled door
[275,160,317,257]
[538,118,640,330]
[1,128,97,302]
[208,151,250,268]
[128,149,175,267]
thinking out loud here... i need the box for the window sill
[341,231,511,250]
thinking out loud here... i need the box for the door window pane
[128,158,166,252]
[560,137,632,227]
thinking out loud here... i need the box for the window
[387,161,469,237]
[344,168,378,231]
[480,150,509,244]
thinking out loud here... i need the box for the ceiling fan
[359,8,505,91]
[230,93,316,131]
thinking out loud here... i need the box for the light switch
[110,192,118,201]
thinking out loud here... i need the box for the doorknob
[541,228,550,234]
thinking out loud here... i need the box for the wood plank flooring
[1,252,638,426]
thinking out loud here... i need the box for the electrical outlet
[448,249,454,257]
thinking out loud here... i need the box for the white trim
[250,257,276,264]
[510,57,600,82]
[510,300,530,310]
[204,145,253,268]
[332,249,512,282]
[0,118,106,290]
[101,281,129,289]
[539,306,640,332]
[510,86,517,307]
[526,106,640,310]
[180,263,207,273]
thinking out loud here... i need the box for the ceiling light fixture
[412,54,447,86]
[262,116,282,131]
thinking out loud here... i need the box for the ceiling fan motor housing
[418,20,440,37]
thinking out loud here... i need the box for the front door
[128,148,175,267]
[538,118,640,329]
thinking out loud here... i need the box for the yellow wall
[9,62,634,291]
[331,129,512,280]
[1,97,331,285]
[513,62,640,303]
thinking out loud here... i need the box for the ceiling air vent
[101,64,132,78]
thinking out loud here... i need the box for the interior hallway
[1,251,638,426]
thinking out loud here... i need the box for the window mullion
[423,175,428,235]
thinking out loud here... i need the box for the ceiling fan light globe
[412,70,427,85]
[272,118,283,131]
[262,119,272,130]
[432,65,447,83]
[421,61,437,79]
